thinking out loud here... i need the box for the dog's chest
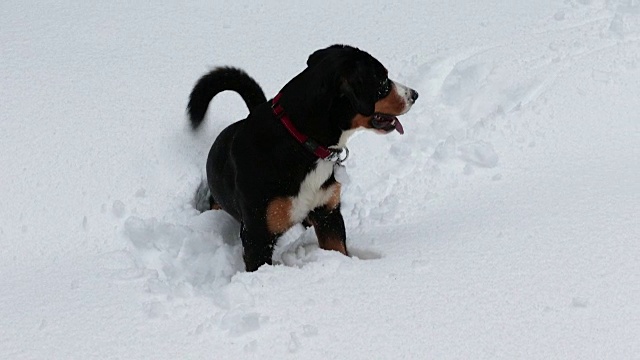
[289,161,336,223]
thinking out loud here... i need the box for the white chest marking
[289,160,335,223]
[287,129,357,224]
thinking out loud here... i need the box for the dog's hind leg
[210,197,222,210]
[193,178,224,211]
[194,180,212,212]
[240,222,278,272]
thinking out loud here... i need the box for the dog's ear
[307,45,375,115]
[340,67,376,116]
[307,44,348,67]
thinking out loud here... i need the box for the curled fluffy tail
[187,67,267,130]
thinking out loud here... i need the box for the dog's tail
[187,67,267,130]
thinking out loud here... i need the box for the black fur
[187,44,411,271]
[187,67,267,129]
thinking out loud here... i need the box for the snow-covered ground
[1,1,639,358]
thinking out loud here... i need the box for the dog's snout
[410,89,419,103]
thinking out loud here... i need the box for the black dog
[188,44,418,271]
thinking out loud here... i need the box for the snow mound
[124,211,244,295]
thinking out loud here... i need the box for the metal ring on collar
[337,147,349,164]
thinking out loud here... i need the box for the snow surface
[1,0,639,359]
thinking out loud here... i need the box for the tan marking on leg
[266,197,293,234]
[319,236,347,255]
[211,203,222,210]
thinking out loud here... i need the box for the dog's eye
[376,78,392,100]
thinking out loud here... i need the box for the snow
[1,0,639,359]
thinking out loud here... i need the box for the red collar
[271,93,341,161]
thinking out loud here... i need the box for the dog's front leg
[306,206,348,256]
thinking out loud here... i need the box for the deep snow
[1,0,639,359]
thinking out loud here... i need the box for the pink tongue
[394,118,404,134]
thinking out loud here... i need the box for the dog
[187,44,418,271]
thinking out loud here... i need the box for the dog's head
[306,44,418,135]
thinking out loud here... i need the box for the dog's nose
[410,89,419,103]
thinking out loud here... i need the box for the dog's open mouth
[371,113,404,134]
